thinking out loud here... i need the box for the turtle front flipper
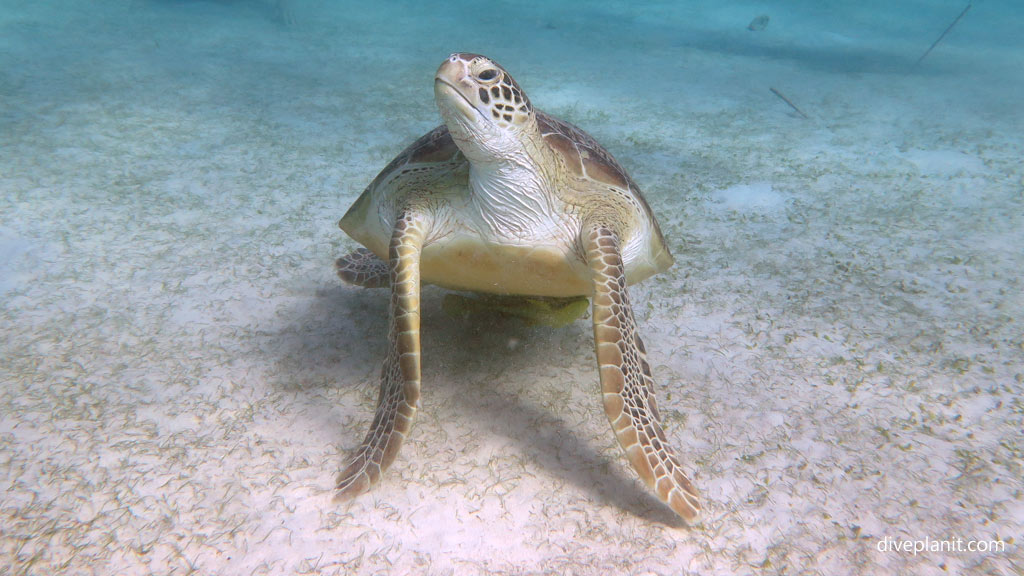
[336,247,390,288]
[584,227,701,524]
[336,211,427,501]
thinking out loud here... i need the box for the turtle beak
[435,56,467,86]
[434,57,477,118]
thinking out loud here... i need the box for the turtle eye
[477,68,499,81]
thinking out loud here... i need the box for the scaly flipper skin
[336,247,390,288]
[335,212,426,501]
[585,227,701,524]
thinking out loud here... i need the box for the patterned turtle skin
[334,53,700,524]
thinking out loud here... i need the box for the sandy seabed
[1,1,1021,574]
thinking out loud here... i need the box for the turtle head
[434,53,537,161]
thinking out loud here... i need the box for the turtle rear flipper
[336,247,389,288]
[442,293,589,327]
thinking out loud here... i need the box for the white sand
[1,1,1021,574]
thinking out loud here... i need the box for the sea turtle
[334,53,700,524]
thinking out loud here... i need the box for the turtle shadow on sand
[271,283,388,383]
[425,301,687,527]
[256,282,388,441]
[271,282,685,526]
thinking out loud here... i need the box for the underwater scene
[1,1,1021,574]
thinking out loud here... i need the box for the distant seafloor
[1,1,1021,575]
